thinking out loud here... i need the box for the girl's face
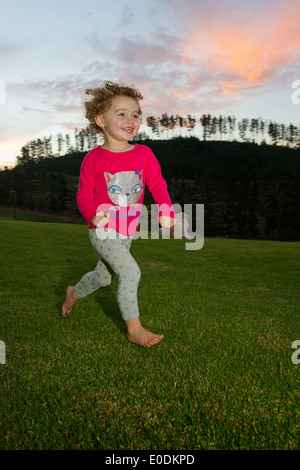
[95,95,141,145]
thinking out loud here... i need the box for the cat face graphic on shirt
[104,170,143,207]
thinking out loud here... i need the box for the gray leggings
[74,229,141,321]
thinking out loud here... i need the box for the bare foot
[126,317,164,348]
[61,286,80,317]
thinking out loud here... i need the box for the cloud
[15,0,295,120]
[9,77,85,113]
[3,0,300,145]
[0,44,24,56]
[80,0,299,118]
[115,28,183,67]
[181,0,300,85]
[130,0,298,116]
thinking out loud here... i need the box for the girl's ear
[95,114,105,128]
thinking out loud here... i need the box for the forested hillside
[0,137,299,241]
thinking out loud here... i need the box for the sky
[0,0,299,167]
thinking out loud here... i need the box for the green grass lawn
[0,219,299,450]
[0,209,74,224]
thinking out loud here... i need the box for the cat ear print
[135,169,143,180]
[104,172,112,184]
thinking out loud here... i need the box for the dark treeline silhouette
[0,125,299,241]
[147,114,299,147]
[13,113,300,165]
[145,138,300,241]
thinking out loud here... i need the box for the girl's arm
[77,153,98,226]
[77,153,111,228]
[145,150,176,227]
[159,215,176,228]
[91,211,110,228]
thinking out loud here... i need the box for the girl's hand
[91,211,110,228]
[159,216,176,228]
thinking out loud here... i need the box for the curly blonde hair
[83,81,143,134]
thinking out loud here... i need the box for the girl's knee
[130,261,141,280]
[120,263,141,284]
[93,271,113,288]
[133,264,141,282]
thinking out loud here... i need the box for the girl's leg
[62,231,116,317]
[61,286,80,317]
[88,229,140,321]
[62,229,164,347]
[62,230,140,319]
[90,234,163,346]
[125,317,164,348]
[73,255,115,298]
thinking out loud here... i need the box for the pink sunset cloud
[95,0,299,118]
[182,0,300,86]
[147,0,300,113]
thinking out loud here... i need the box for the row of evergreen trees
[146,114,299,147]
[16,113,300,166]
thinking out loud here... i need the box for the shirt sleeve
[77,152,98,226]
[144,148,176,219]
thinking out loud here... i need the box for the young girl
[61,81,176,348]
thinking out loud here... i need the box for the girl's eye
[109,185,122,194]
[132,184,142,193]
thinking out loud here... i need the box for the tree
[65,134,72,153]
[249,118,259,143]
[286,123,298,147]
[186,114,196,134]
[200,114,212,141]
[42,136,52,159]
[268,122,281,146]
[57,133,64,155]
[146,116,160,138]
[17,145,31,165]
[238,119,249,142]
[168,115,177,135]
[227,115,236,140]
[176,115,187,137]
[210,116,219,139]
[159,113,170,138]
[258,118,266,143]
[218,115,228,140]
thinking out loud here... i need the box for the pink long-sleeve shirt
[77,144,175,237]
